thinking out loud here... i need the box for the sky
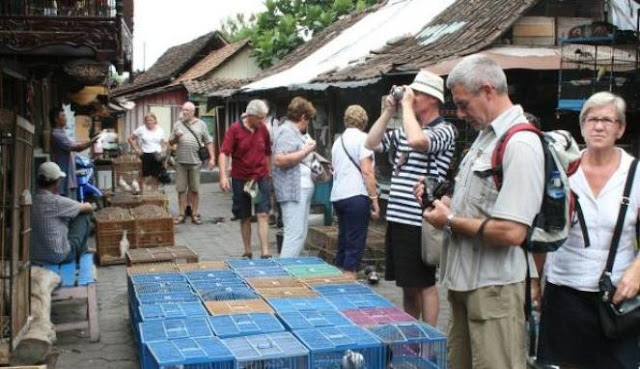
[133,0,265,71]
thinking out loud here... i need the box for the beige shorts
[447,282,526,369]
[175,162,201,193]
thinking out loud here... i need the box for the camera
[391,86,404,101]
[422,178,450,209]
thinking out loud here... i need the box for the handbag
[597,158,640,340]
[182,121,209,162]
[308,152,332,183]
[421,220,443,266]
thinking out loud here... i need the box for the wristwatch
[445,213,455,232]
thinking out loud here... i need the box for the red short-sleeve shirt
[221,121,272,180]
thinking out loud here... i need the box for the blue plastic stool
[39,253,99,342]
[312,181,333,226]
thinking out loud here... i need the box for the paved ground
[53,182,450,369]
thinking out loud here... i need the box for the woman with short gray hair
[537,91,640,368]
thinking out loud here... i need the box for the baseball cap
[38,162,66,181]
[409,70,444,103]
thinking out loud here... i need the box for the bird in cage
[131,179,141,195]
[118,177,132,192]
[341,349,365,369]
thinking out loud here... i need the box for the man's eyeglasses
[583,116,619,126]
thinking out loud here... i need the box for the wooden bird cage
[0,109,34,363]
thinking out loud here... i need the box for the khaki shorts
[447,282,526,369]
[175,162,201,193]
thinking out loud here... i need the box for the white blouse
[546,149,640,292]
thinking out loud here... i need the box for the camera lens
[392,87,404,101]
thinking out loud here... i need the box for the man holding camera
[365,70,457,325]
[421,55,544,369]
[169,101,215,225]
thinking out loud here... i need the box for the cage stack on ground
[126,257,448,369]
[306,226,386,270]
[94,205,176,265]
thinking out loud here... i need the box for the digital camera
[422,178,450,209]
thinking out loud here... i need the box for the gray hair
[446,54,508,95]
[245,99,269,117]
[580,91,626,126]
[182,101,195,111]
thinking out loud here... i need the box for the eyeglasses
[583,116,619,126]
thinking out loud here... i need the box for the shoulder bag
[340,135,362,174]
[421,154,444,267]
[597,158,640,340]
[182,121,209,162]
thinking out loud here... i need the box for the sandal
[261,254,272,259]
[174,215,186,224]
[191,214,203,225]
[241,252,253,259]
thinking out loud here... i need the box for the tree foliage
[220,0,378,68]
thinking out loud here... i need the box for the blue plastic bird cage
[198,286,259,302]
[312,283,374,296]
[139,317,214,369]
[138,301,209,322]
[274,257,326,266]
[234,266,290,279]
[226,258,277,270]
[367,322,448,369]
[277,310,352,330]
[294,325,384,369]
[267,297,336,313]
[208,313,285,338]
[183,270,239,283]
[146,337,234,369]
[325,293,394,311]
[222,332,309,369]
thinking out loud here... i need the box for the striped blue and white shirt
[380,117,457,227]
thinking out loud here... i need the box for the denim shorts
[231,178,270,219]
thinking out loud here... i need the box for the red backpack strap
[491,123,542,189]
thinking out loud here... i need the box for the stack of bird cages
[246,277,306,290]
[222,332,309,369]
[94,207,135,266]
[306,226,386,270]
[207,313,285,338]
[343,307,417,327]
[126,246,199,266]
[130,204,174,248]
[293,325,384,369]
[302,274,357,286]
[112,154,142,193]
[176,261,227,272]
[256,287,318,299]
[204,299,274,315]
[0,110,33,363]
[126,262,179,276]
[367,322,448,369]
[145,337,234,369]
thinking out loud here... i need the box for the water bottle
[545,170,565,230]
[547,170,564,199]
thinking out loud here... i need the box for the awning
[424,46,561,75]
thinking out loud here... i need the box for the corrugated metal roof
[241,0,455,92]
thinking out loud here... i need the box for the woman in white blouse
[128,112,166,189]
[537,92,640,369]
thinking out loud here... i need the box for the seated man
[31,162,93,265]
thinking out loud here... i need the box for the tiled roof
[174,39,250,84]
[111,31,227,96]
[183,77,252,95]
[318,0,538,81]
